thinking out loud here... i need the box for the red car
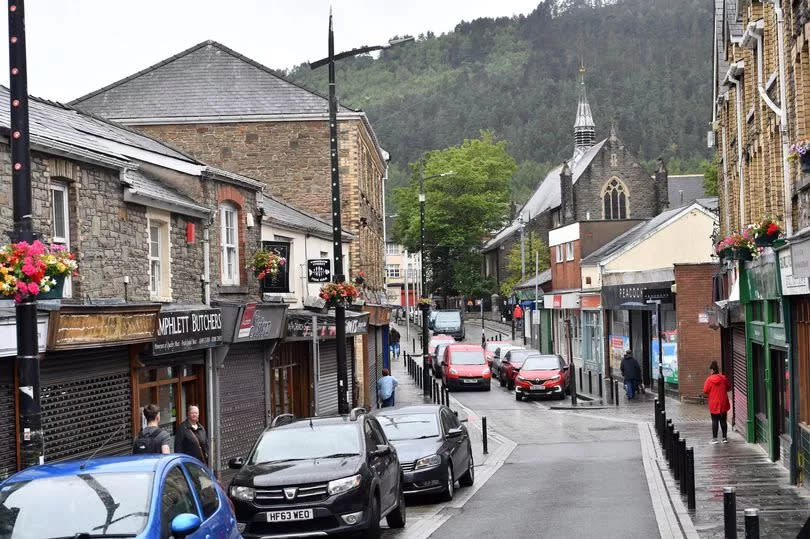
[499,349,543,390]
[514,354,569,400]
[484,341,509,369]
[428,334,455,368]
[442,344,491,391]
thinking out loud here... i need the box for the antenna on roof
[80,423,124,470]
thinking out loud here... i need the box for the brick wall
[674,263,721,400]
[550,239,581,291]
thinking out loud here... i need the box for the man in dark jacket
[620,350,642,399]
[174,405,209,463]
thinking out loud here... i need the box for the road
[391,320,662,539]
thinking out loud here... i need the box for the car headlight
[550,374,561,381]
[229,485,255,502]
[449,368,457,375]
[414,454,442,470]
[327,474,362,496]
[482,369,490,376]
[516,376,527,382]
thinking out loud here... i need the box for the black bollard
[686,447,696,511]
[679,439,688,495]
[666,421,674,462]
[672,431,680,479]
[412,338,416,353]
[614,380,620,406]
[609,377,614,403]
[445,385,450,405]
[659,410,667,444]
[744,508,759,539]
[482,416,488,454]
[654,400,660,433]
[588,371,593,394]
[598,373,603,398]
[724,487,737,538]
[578,367,583,389]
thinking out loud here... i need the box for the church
[482,70,670,288]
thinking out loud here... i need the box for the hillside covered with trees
[287,0,712,208]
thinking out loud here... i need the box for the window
[566,242,574,261]
[385,264,401,278]
[602,178,628,220]
[185,462,219,520]
[160,466,198,537]
[147,213,170,299]
[149,224,161,296]
[220,204,239,285]
[386,243,400,256]
[50,182,72,297]
[769,300,782,324]
[552,209,561,227]
[556,245,563,263]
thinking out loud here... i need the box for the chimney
[560,161,574,224]
[655,158,669,211]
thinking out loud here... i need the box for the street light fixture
[419,161,456,396]
[310,13,413,414]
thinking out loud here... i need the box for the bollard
[686,448,696,511]
[578,367,583,389]
[588,371,593,394]
[724,487,737,538]
[418,366,422,388]
[609,377,614,403]
[445,385,450,406]
[672,431,680,479]
[614,380,620,406]
[482,416,488,454]
[412,338,416,353]
[744,508,759,539]
[598,373,603,398]
[659,410,667,444]
[654,400,660,434]
[666,421,674,462]
[679,439,687,495]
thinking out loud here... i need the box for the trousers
[711,412,728,439]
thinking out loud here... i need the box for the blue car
[0,454,240,538]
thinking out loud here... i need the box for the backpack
[132,427,166,454]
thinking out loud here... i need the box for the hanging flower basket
[730,247,753,261]
[249,249,286,280]
[788,140,810,172]
[0,241,77,302]
[353,271,366,287]
[718,231,759,261]
[750,217,782,248]
[319,281,360,309]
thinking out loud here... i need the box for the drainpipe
[202,221,216,472]
[726,62,746,229]
[721,121,732,232]
[774,1,793,236]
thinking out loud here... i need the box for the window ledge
[150,295,173,303]
[218,285,248,295]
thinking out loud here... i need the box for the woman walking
[703,360,731,444]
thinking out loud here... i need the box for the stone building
[482,70,669,291]
[70,40,388,291]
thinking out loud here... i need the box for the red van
[441,344,491,391]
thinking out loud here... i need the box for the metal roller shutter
[318,341,338,416]
[41,347,132,462]
[0,361,16,479]
[219,343,267,469]
[732,326,747,437]
[368,329,378,409]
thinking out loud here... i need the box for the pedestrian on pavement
[132,404,171,455]
[378,368,398,408]
[620,350,642,400]
[390,327,401,359]
[174,405,209,463]
[703,360,731,444]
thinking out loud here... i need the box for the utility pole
[520,215,526,281]
[481,299,485,348]
[534,251,539,350]
[655,300,665,410]
[9,0,42,468]
[404,249,410,349]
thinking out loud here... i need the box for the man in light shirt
[377,368,398,408]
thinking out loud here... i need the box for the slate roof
[725,0,744,40]
[70,40,357,120]
[667,174,707,208]
[514,269,552,290]
[263,195,354,242]
[122,169,210,216]
[482,139,607,252]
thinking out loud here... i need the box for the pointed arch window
[602,178,628,220]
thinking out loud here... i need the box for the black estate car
[376,404,474,501]
[227,409,406,538]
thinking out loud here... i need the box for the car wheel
[558,391,566,400]
[386,488,406,529]
[459,450,474,487]
[499,373,506,387]
[440,464,454,501]
[363,495,381,538]
[483,382,491,391]
[515,392,523,401]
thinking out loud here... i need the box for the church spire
[574,64,596,155]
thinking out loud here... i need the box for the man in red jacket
[703,360,732,444]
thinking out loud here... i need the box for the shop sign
[47,305,159,350]
[767,325,787,347]
[643,288,673,304]
[779,249,810,296]
[307,259,331,283]
[745,251,780,300]
[602,281,672,310]
[363,304,391,326]
[238,303,257,339]
[0,317,48,357]
[791,238,810,278]
[285,312,369,340]
[261,241,290,293]
[580,295,601,309]
[749,324,765,343]
[153,308,222,356]
[543,293,578,310]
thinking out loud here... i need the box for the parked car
[427,334,455,370]
[0,454,239,538]
[484,340,509,367]
[514,355,569,401]
[441,344,491,391]
[227,410,405,538]
[376,404,474,501]
[432,309,465,340]
[433,342,452,377]
[499,349,543,389]
[491,344,524,379]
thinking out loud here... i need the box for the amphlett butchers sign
[153,308,222,355]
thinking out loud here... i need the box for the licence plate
[265,509,314,522]
[463,379,478,384]
[530,385,547,391]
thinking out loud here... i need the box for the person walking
[132,404,171,455]
[620,350,642,400]
[390,327,401,360]
[378,368,399,408]
[703,360,731,444]
[174,405,209,463]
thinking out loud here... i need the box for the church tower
[573,65,596,161]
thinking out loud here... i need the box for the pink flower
[21,263,36,277]
[29,241,45,256]
[27,282,39,295]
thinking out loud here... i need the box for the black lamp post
[310,14,412,413]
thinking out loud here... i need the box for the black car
[432,342,452,377]
[227,409,406,538]
[376,404,474,501]
[432,309,465,341]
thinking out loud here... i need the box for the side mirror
[228,457,245,469]
[459,418,469,423]
[171,513,202,538]
[446,427,463,438]
[374,444,391,456]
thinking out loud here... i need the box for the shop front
[787,237,810,485]
[363,304,391,409]
[580,294,603,375]
[215,301,287,474]
[543,292,580,365]
[43,304,160,463]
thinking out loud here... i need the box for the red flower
[767,223,779,236]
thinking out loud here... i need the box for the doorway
[771,348,789,461]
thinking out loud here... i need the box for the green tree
[501,236,551,297]
[393,131,515,298]
[702,157,719,196]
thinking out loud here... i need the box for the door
[369,417,398,510]
[364,419,392,510]
[317,341,339,416]
[732,325,748,437]
[219,343,266,469]
[184,460,233,536]
[440,408,464,475]
[771,349,788,461]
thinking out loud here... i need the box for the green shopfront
[742,251,790,464]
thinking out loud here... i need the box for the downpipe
[202,222,216,472]
[728,71,746,229]
[775,1,794,236]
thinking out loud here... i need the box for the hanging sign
[153,308,222,355]
[308,259,331,283]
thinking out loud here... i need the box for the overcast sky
[0,1,540,102]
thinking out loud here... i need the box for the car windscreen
[0,471,153,538]
[450,350,486,365]
[434,312,461,326]
[509,350,541,365]
[521,356,563,371]
[485,342,505,352]
[250,424,362,464]
[377,413,440,441]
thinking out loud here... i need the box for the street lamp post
[311,14,412,414]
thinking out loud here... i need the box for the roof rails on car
[349,407,367,421]
[270,413,295,428]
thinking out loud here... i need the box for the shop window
[220,203,240,285]
[753,344,766,417]
[769,300,782,324]
[137,364,203,437]
[751,301,764,322]
[50,181,72,297]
